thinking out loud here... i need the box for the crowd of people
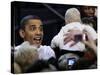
[11,6,97,74]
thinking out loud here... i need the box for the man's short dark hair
[20,15,41,30]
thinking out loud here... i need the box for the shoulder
[84,25,96,32]
[84,24,97,40]
[38,45,55,54]
[15,45,21,51]
[39,45,53,51]
[38,45,56,60]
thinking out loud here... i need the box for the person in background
[80,6,97,31]
[82,17,96,28]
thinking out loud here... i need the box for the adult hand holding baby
[64,29,83,46]
[64,29,97,55]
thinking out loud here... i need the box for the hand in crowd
[64,29,97,55]
[82,30,97,55]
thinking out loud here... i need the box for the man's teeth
[34,38,41,40]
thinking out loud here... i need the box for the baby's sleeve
[85,25,97,40]
[51,26,67,49]
[51,35,59,48]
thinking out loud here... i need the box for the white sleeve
[85,25,97,40]
[51,27,65,48]
[51,35,59,48]
[38,46,56,60]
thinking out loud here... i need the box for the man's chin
[31,43,41,48]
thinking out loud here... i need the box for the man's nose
[36,28,41,34]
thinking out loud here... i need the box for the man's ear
[19,29,25,39]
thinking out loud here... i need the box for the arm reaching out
[83,31,97,55]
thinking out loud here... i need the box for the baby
[51,8,97,52]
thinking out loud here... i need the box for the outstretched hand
[82,30,97,55]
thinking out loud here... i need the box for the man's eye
[29,25,43,31]
[30,26,36,31]
[40,26,43,31]
[32,27,36,31]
